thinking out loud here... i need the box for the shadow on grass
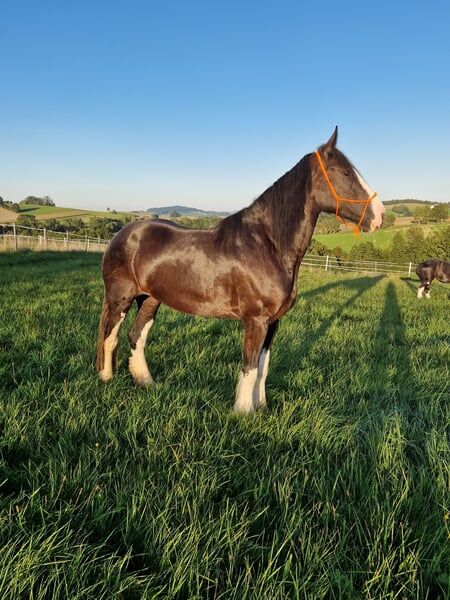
[299,274,385,301]
[272,276,384,379]
[400,276,419,296]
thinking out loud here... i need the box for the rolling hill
[145,205,229,217]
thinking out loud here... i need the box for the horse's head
[313,127,384,232]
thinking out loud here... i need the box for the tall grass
[0,252,448,599]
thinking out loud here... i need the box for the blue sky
[1,0,449,212]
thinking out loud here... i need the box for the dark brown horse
[416,259,450,298]
[96,128,384,413]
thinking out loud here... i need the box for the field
[16,205,132,222]
[0,252,449,599]
[313,222,449,252]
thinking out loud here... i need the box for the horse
[416,259,450,298]
[96,127,384,414]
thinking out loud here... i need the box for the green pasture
[314,222,449,252]
[0,252,448,599]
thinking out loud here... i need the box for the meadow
[0,252,448,599]
[313,222,449,252]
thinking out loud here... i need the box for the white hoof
[134,375,155,387]
[233,402,256,415]
[98,369,113,383]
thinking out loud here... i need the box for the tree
[392,204,411,216]
[413,206,432,223]
[16,214,37,228]
[308,239,330,256]
[169,210,181,218]
[431,204,448,222]
[20,196,55,206]
[316,214,341,234]
[348,241,383,261]
[382,213,396,228]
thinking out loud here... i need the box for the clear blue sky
[1,0,449,212]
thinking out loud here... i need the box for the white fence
[301,254,413,276]
[0,224,109,253]
[1,223,414,276]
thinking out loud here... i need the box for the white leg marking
[233,368,258,414]
[129,319,154,386]
[417,286,424,298]
[425,291,431,299]
[256,349,270,409]
[99,312,126,382]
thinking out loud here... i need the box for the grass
[0,251,449,599]
[313,222,449,252]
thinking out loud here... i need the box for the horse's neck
[244,174,320,275]
[279,198,320,276]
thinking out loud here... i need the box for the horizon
[1,1,449,212]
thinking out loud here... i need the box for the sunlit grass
[0,251,448,599]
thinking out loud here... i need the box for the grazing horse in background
[96,128,384,414]
[416,259,450,298]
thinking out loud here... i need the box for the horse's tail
[96,296,109,372]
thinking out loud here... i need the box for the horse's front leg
[256,320,279,409]
[234,318,268,414]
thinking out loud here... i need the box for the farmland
[17,204,132,222]
[0,252,448,599]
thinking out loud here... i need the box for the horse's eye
[344,169,351,177]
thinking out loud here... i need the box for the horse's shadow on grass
[270,275,384,381]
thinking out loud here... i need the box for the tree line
[309,225,450,265]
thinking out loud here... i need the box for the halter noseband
[315,151,377,236]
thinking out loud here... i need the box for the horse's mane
[214,154,311,251]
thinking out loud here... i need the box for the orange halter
[315,151,377,236]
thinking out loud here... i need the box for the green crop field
[0,252,448,599]
[18,204,132,221]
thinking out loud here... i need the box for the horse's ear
[324,126,338,151]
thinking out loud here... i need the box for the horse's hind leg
[128,295,160,386]
[97,282,136,382]
[234,318,268,414]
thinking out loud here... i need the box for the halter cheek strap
[315,151,377,236]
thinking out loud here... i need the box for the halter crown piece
[315,151,377,236]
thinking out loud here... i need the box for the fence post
[325,255,329,271]
[13,223,17,251]
[408,262,412,278]
[43,228,47,250]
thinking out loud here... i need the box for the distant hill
[146,205,229,217]
[384,199,450,206]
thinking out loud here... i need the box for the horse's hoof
[135,376,155,388]
[98,370,113,383]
